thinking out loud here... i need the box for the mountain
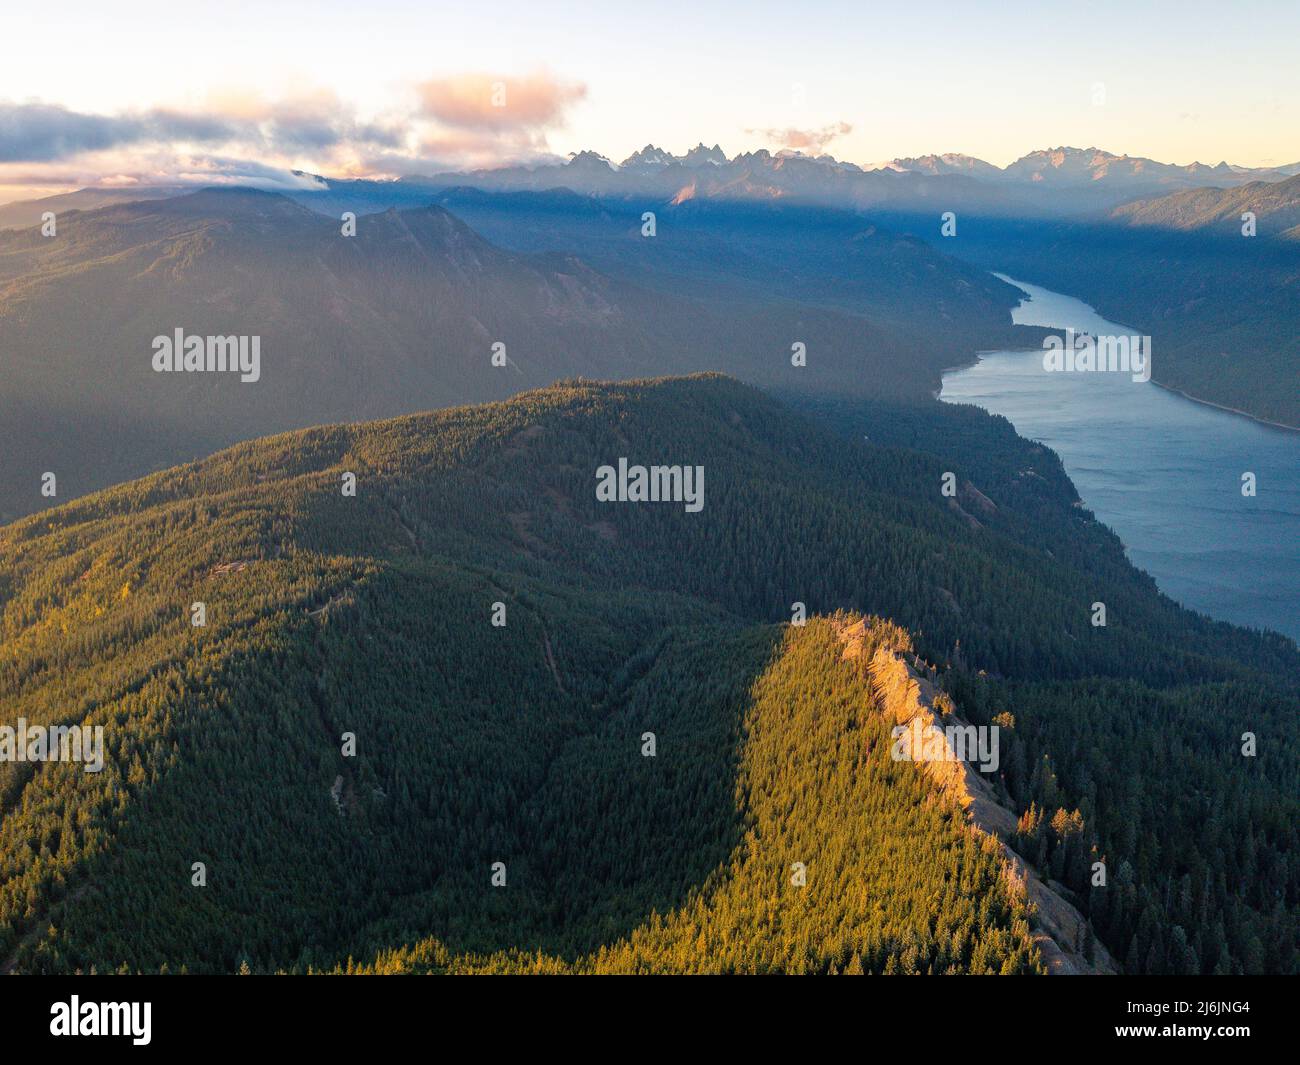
[375,147,1021,214]
[5,146,1298,231]
[680,142,729,168]
[2,375,1295,974]
[418,187,1026,332]
[563,149,618,175]
[0,186,181,230]
[1002,146,1188,189]
[998,146,1300,199]
[0,186,694,517]
[0,186,1030,521]
[866,147,1300,212]
[618,144,677,172]
[387,144,1299,215]
[1111,174,1300,238]
[887,153,1003,179]
[616,143,729,173]
[3,156,1293,490]
[878,176,1300,426]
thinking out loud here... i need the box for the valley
[942,278,1300,639]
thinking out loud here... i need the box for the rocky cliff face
[837,615,1117,975]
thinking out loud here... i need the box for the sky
[1,0,1297,203]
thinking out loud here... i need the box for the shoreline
[979,273,1300,434]
[1147,378,1300,434]
[933,348,996,397]
[938,349,1300,436]
[935,343,1298,642]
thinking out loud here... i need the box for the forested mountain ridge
[1,375,1295,973]
[862,639,1117,974]
[1110,174,1300,237]
[333,617,1093,975]
[0,186,181,231]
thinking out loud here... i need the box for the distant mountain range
[1,144,1295,512]
[516,141,1300,192]
[392,143,1300,215]
[7,145,1299,232]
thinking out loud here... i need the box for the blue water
[940,276,1299,641]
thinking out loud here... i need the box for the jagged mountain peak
[681,142,728,167]
[566,150,616,171]
[619,144,676,170]
[889,153,1001,177]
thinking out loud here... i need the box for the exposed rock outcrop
[836,616,1117,975]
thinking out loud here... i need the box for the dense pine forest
[0,375,1295,974]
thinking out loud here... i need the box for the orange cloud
[416,72,587,131]
[751,122,853,154]
[0,71,589,196]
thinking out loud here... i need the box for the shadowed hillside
[0,188,1031,522]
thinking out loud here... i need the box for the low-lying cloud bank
[0,70,588,193]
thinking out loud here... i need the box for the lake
[940,276,1299,641]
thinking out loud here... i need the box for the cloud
[0,103,238,162]
[0,148,330,194]
[162,154,331,190]
[415,72,586,132]
[750,122,853,154]
[0,73,588,197]
[202,89,408,152]
[0,97,406,164]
